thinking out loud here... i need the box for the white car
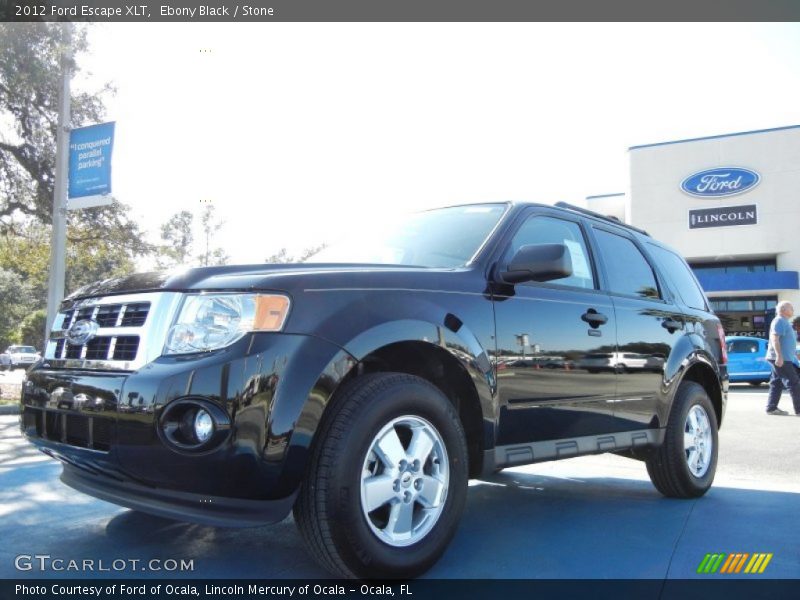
[1,345,40,370]
[579,351,662,373]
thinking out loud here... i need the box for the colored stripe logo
[697,553,773,574]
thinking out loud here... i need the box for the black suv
[21,202,727,579]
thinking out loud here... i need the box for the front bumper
[21,332,355,525]
[60,463,296,527]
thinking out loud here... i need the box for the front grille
[95,305,122,327]
[50,298,151,366]
[120,303,149,327]
[59,302,151,330]
[65,342,81,359]
[61,309,75,326]
[45,292,181,371]
[58,336,140,361]
[112,336,139,361]
[85,337,113,360]
[76,307,96,321]
[23,406,112,451]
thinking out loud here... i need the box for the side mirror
[501,243,572,284]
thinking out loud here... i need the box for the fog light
[194,409,214,443]
[159,397,231,454]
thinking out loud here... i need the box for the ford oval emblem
[66,319,99,346]
[681,167,760,198]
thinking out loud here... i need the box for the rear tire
[646,381,718,498]
[294,372,468,579]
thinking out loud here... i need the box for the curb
[0,404,20,415]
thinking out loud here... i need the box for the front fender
[343,317,497,446]
[276,313,496,495]
[345,318,493,377]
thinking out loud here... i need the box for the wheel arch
[675,356,725,428]
[349,340,489,477]
[299,319,495,480]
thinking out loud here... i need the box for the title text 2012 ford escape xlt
[21,202,727,579]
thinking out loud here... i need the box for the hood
[64,263,478,302]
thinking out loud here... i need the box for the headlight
[164,293,290,355]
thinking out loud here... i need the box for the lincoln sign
[689,205,758,229]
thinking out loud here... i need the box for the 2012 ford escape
[20,201,728,579]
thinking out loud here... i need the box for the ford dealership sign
[680,167,760,198]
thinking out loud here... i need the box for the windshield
[305,204,508,268]
[9,346,36,353]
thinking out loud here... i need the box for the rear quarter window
[592,229,660,299]
[646,243,708,310]
[727,339,761,354]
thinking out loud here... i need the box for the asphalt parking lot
[0,385,798,580]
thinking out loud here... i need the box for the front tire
[294,372,468,579]
[646,381,718,498]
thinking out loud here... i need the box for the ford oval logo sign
[681,167,760,198]
[66,319,98,346]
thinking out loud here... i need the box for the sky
[71,22,800,267]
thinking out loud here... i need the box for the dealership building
[585,124,800,338]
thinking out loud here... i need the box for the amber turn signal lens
[253,295,291,331]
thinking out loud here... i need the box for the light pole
[44,22,73,339]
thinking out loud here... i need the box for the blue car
[726,336,771,385]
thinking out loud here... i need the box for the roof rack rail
[553,201,650,237]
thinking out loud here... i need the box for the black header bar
[4,579,800,600]
[3,0,800,22]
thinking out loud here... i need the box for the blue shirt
[766,316,799,365]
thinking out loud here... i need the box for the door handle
[662,318,682,333]
[581,309,608,328]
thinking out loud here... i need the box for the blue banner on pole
[68,122,115,199]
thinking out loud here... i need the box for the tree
[0,223,49,306]
[265,244,328,264]
[157,210,194,269]
[155,207,228,269]
[0,268,33,349]
[0,23,96,225]
[298,243,328,262]
[0,24,139,236]
[196,205,228,267]
[15,309,46,351]
[0,218,139,308]
[0,23,152,336]
[265,248,291,264]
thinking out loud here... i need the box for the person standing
[765,301,800,415]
